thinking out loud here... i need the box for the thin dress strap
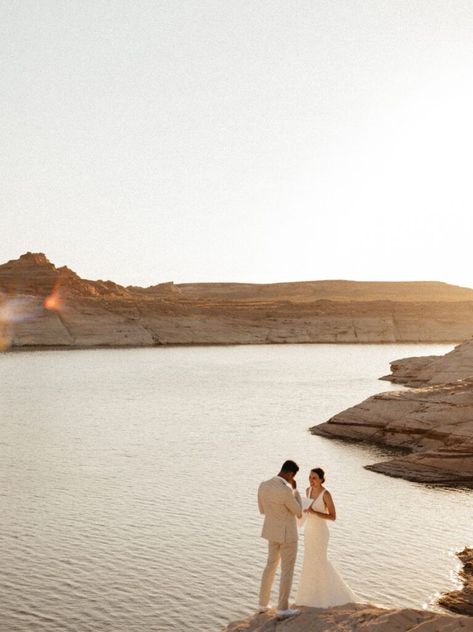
[313,488,326,505]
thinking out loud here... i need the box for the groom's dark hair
[280,460,299,474]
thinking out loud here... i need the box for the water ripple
[1,344,472,631]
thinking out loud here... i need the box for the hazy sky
[2,1,473,287]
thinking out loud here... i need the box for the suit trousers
[259,540,298,611]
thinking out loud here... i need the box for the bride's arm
[309,491,336,521]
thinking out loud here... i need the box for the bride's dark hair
[311,467,325,483]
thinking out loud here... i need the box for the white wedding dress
[295,489,358,608]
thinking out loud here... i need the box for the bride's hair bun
[311,467,325,482]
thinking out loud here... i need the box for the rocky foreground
[222,529,473,630]
[3,252,473,349]
[222,604,473,631]
[311,339,473,483]
[439,548,473,616]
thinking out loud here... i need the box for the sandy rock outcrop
[379,355,441,386]
[222,604,473,631]
[311,336,473,484]
[382,340,473,387]
[439,548,473,616]
[311,379,473,483]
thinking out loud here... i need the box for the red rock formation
[3,252,473,349]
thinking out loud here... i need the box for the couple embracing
[257,460,358,619]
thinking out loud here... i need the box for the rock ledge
[311,338,473,484]
[222,604,473,631]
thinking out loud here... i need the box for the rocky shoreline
[3,252,473,349]
[381,340,473,387]
[222,603,473,631]
[222,550,473,630]
[438,548,473,617]
[311,338,473,484]
[439,548,473,616]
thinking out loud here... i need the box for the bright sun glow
[44,290,62,312]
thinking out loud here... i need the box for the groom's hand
[290,477,297,490]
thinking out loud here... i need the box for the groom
[257,460,302,619]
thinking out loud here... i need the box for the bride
[295,467,358,608]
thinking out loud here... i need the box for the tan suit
[258,476,302,611]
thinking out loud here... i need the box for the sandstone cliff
[222,603,473,631]
[3,253,473,349]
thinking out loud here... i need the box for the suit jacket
[258,476,302,544]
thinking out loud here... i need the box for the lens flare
[0,278,66,350]
[0,296,41,324]
[0,295,44,351]
[43,289,62,312]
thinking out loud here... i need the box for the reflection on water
[1,344,472,631]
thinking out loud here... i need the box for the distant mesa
[128,281,182,296]
[2,251,473,349]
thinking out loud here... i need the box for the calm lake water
[1,344,472,632]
